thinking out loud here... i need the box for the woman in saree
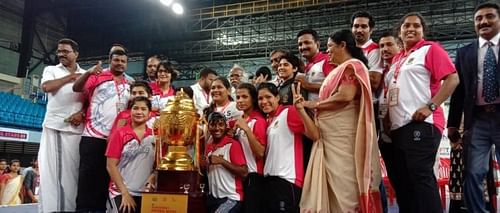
[297,29,382,213]
[0,159,23,205]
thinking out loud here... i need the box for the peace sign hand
[292,82,305,110]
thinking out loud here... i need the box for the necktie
[483,42,499,103]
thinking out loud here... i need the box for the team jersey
[206,136,247,201]
[305,52,335,101]
[386,39,456,132]
[106,124,155,198]
[234,110,267,174]
[83,69,130,138]
[263,105,305,187]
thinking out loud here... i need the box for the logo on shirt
[407,58,414,65]
[413,130,421,142]
[273,121,279,129]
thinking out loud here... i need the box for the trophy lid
[162,88,197,114]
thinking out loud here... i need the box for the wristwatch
[427,102,437,112]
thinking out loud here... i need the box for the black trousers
[242,173,264,213]
[76,136,110,212]
[389,122,442,213]
[263,176,301,213]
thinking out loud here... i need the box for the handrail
[190,0,341,19]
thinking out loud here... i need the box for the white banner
[0,127,30,142]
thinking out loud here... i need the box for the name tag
[388,88,399,107]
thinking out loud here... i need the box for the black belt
[475,104,500,113]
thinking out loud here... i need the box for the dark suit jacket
[448,39,500,130]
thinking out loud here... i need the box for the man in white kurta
[38,38,86,212]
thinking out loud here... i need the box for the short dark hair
[109,49,128,60]
[474,2,500,16]
[255,66,272,81]
[0,159,6,163]
[378,30,401,46]
[130,96,152,111]
[329,30,369,68]
[296,29,320,42]
[156,61,177,82]
[351,11,375,29]
[199,68,218,78]
[58,38,79,52]
[379,30,397,40]
[279,52,305,73]
[130,81,153,96]
[110,43,128,53]
[396,12,428,36]
[257,82,279,97]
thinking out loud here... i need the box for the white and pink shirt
[361,39,384,74]
[305,52,334,101]
[386,39,456,132]
[264,105,305,187]
[151,83,175,111]
[206,136,247,201]
[105,125,155,198]
[234,111,267,174]
[83,70,130,139]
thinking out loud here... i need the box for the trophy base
[149,170,206,213]
[158,145,194,171]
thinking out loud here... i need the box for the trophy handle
[195,117,208,176]
[154,120,162,170]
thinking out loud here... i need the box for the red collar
[305,52,328,71]
[393,39,432,63]
[211,136,234,149]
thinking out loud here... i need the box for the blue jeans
[464,111,500,213]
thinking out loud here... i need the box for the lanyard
[216,101,231,113]
[392,52,412,84]
[114,77,126,103]
[203,90,210,104]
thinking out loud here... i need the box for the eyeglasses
[56,50,74,55]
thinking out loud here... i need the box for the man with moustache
[447,2,500,212]
[351,11,384,91]
[73,49,131,212]
[377,31,401,213]
[38,38,86,212]
[191,67,218,116]
[145,55,160,82]
[295,29,334,101]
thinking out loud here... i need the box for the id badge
[388,88,399,107]
[116,102,126,112]
[379,104,389,118]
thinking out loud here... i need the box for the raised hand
[88,61,103,75]
[292,82,305,110]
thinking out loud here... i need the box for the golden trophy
[155,89,203,171]
[143,89,206,213]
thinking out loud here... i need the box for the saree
[1,175,22,205]
[300,59,382,213]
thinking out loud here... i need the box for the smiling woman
[383,12,459,213]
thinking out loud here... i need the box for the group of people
[0,159,39,206]
[27,2,500,213]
